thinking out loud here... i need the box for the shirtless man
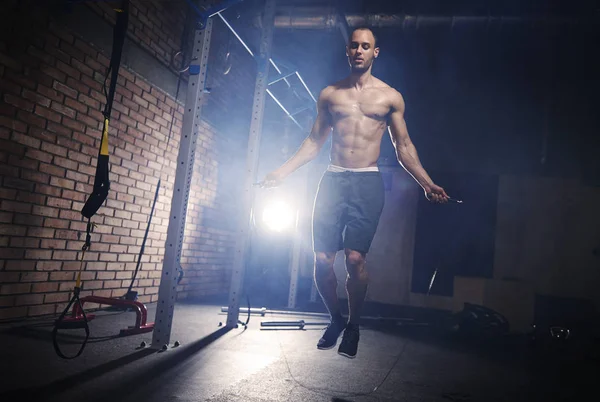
[259,27,449,358]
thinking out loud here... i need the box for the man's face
[346,29,379,73]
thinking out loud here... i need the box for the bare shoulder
[385,87,405,111]
[372,77,404,104]
[318,84,338,103]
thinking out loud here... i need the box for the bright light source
[262,199,296,233]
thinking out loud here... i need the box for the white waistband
[327,164,379,173]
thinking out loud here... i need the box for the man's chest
[328,89,391,121]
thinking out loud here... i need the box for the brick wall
[0,0,252,320]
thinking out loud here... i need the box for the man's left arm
[388,90,449,203]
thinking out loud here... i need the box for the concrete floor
[0,301,597,402]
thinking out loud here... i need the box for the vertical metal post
[287,172,307,309]
[226,0,276,328]
[152,19,213,348]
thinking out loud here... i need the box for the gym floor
[0,301,596,402]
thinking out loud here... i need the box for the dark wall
[372,25,599,184]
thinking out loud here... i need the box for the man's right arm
[268,88,333,181]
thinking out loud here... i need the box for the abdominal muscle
[329,116,387,169]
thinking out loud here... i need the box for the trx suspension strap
[82,0,129,219]
[53,0,129,359]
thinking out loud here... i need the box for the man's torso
[324,77,396,169]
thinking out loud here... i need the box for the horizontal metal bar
[269,72,297,86]
[217,12,254,57]
[269,59,291,87]
[295,72,316,103]
[261,320,328,327]
[291,106,310,116]
[266,89,302,129]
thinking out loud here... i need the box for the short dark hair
[349,26,378,47]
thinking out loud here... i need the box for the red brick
[42,142,67,156]
[0,187,17,200]
[50,101,77,119]
[37,184,62,197]
[62,116,86,132]
[40,239,67,249]
[17,110,46,129]
[35,105,62,123]
[0,51,23,71]
[4,93,35,112]
[73,131,95,146]
[53,250,78,260]
[49,272,74,281]
[32,205,59,218]
[5,70,36,90]
[0,272,21,282]
[0,75,22,95]
[1,200,32,213]
[79,93,100,110]
[25,148,53,163]
[24,249,53,259]
[21,169,50,185]
[21,89,51,108]
[9,237,40,249]
[38,84,64,102]
[0,283,31,295]
[53,156,78,170]
[47,196,72,209]
[0,223,25,236]
[44,293,70,303]
[116,85,134,101]
[73,39,98,58]
[32,282,59,292]
[7,154,38,170]
[0,247,25,259]
[27,227,55,238]
[46,121,73,137]
[58,209,81,220]
[0,115,27,133]
[56,60,82,80]
[14,213,44,227]
[40,63,66,82]
[20,272,50,284]
[125,80,143,96]
[44,46,71,65]
[44,218,70,229]
[0,295,15,307]
[28,304,57,316]
[81,75,103,92]
[50,177,75,190]
[38,161,65,177]
[64,97,88,114]
[0,211,12,223]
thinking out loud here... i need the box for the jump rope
[248,186,463,397]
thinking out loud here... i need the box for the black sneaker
[317,320,346,350]
[338,324,359,358]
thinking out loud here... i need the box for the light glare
[262,199,295,232]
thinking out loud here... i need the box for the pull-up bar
[214,11,316,129]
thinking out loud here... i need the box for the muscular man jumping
[259,27,449,358]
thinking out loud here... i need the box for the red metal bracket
[63,296,155,336]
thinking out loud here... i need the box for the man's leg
[344,248,368,325]
[314,251,347,349]
[314,251,340,318]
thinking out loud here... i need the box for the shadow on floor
[1,326,232,402]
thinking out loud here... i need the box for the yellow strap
[100,119,109,156]
[76,248,86,288]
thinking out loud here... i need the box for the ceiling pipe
[269,7,595,30]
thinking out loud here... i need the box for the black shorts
[312,170,385,254]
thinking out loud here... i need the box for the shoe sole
[337,351,356,359]
[317,344,336,350]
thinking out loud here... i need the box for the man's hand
[424,183,449,204]
[257,170,285,188]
